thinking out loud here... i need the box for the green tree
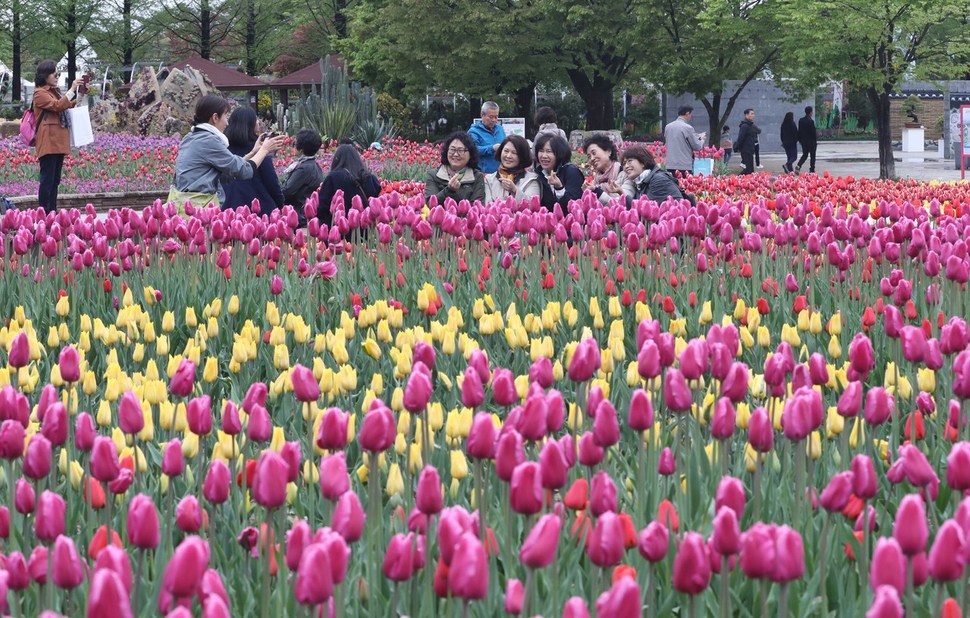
[780,0,970,178]
[158,0,236,60]
[88,0,162,80]
[640,0,784,144]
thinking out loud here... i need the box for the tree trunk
[201,0,212,59]
[12,0,21,101]
[332,0,349,39]
[66,0,78,83]
[868,87,896,179]
[245,0,257,75]
[122,0,134,81]
[567,68,615,130]
[702,93,723,147]
[513,84,536,136]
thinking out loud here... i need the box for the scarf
[592,161,621,191]
[498,166,526,182]
[284,155,316,176]
[193,123,230,147]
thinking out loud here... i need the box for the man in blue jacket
[468,101,506,174]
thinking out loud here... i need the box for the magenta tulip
[461,366,485,409]
[448,533,489,600]
[928,520,965,582]
[819,471,853,513]
[14,478,34,514]
[638,521,669,563]
[505,578,524,614]
[491,368,518,406]
[870,537,905,594]
[295,544,334,605]
[568,337,601,382]
[186,395,213,436]
[771,526,805,583]
[163,536,210,598]
[628,389,654,431]
[162,439,184,477]
[316,407,349,450]
[290,364,320,403]
[7,332,29,368]
[75,413,96,452]
[87,569,133,618]
[595,576,641,617]
[382,533,416,582]
[587,512,624,567]
[867,586,903,618]
[947,442,970,491]
[51,535,85,589]
[35,490,66,542]
[58,346,80,383]
[539,439,570,490]
[23,434,52,480]
[176,496,202,533]
[332,491,366,543]
[673,531,712,595]
[592,399,620,447]
[509,462,542,515]
[358,403,395,452]
[416,465,444,515]
[203,460,230,505]
[663,368,693,412]
[711,508,741,556]
[251,450,289,509]
[118,390,144,435]
[319,452,350,500]
[127,494,160,549]
[169,358,196,397]
[589,470,618,517]
[403,364,433,413]
[520,513,562,569]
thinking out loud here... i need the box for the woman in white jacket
[484,135,540,203]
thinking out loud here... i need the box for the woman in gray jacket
[172,95,284,208]
[621,146,685,205]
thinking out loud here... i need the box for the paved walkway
[741,141,965,182]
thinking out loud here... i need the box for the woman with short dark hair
[281,130,324,219]
[484,135,539,202]
[318,144,381,227]
[171,95,285,208]
[424,131,486,204]
[621,146,684,205]
[534,134,583,210]
[221,106,285,213]
[32,59,86,212]
[534,106,567,143]
[582,134,633,205]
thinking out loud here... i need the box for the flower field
[1,168,970,617]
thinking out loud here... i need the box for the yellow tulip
[96,400,113,427]
[825,406,844,438]
[849,418,865,449]
[450,449,469,481]
[757,326,771,348]
[386,463,404,496]
[182,433,200,459]
[827,312,842,336]
[228,295,240,315]
[698,301,713,325]
[286,482,298,505]
[917,368,935,393]
[302,460,319,485]
[162,311,175,332]
[409,443,423,473]
[362,339,381,360]
[807,432,822,460]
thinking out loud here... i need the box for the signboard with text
[499,118,526,138]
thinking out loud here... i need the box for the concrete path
[737,141,965,182]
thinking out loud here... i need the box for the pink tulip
[291,364,320,403]
[870,537,905,594]
[491,368,518,406]
[0,505,8,539]
[461,366,485,409]
[285,520,312,571]
[162,439,184,477]
[468,349,491,383]
[592,399,620,447]
[7,332,29,368]
[771,526,804,583]
[221,402,242,436]
[928,520,965,582]
[628,389,654,432]
[504,578,524,614]
[35,490,66,542]
[176,496,202,533]
[280,441,301,483]
[295,544,334,605]
[118,390,144,435]
[519,391,548,442]
[838,381,863,417]
[58,346,80,383]
[316,407,349,450]
[852,455,878,500]
[5,552,28,590]
[539,439,570,490]
[94,545,133,592]
[51,535,85,589]
[638,521,669,563]
[715,476,745,518]
[358,403,395,452]
[711,397,736,440]
[595,576,641,617]
[563,597,591,618]
[587,512,624,567]
[332,491,366,543]
[243,382,268,413]
[382,533,416,582]
[679,339,710,380]
[509,462,542,516]
[848,333,875,380]
[637,341,661,380]
[578,431,605,468]
[657,447,675,475]
[14,478,34,514]
[495,430,525,482]
[740,523,775,579]
[529,357,554,388]
[186,395,213,436]
[568,337,601,382]
[269,274,283,295]
[956,350,970,400]
[41,402,68,446]
[413,341,436,370]
[23,434,52,480]
[203,460,230,505]
[589,470,618,517]
[416,466,444,515]
[867,586,903,618]
[319,452,350,500]
[449,533,489,600]
[673,531,712,595]
[252,450,289,509]
[87,569,133,618]
[28,546,48,584]
[127,494,160,549]
[948,442,970,491]
[711,508,741,556]
[900,326,927,364]
[520,513,561,569]
[403,364,433,413]
[0,419,26,460]
[819,472,853,513]
[863,387,894,427]
[467,412,497,460]
[75,413,96,452]
[163,536,210,599]
[169,359,196,397]
[663,368,693,412]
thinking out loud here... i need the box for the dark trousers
[797,145,817,173]
[38,154,66,213]
[754,143,761,166]
[783,144,798,171]
[740,152,754,175]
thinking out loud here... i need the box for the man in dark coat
[796,106,818,173]
[735,109,758,175]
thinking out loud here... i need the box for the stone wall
[665,80,814,153]
[8,191,169,213]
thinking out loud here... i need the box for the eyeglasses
[448,148,468,155]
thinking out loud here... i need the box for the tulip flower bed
[0,187,970,618]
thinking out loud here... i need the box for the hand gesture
[448,173,462,191]
[606,179,621,195]
[261,135,286,154]
[500,177,516,195]
[71,78,85,91]
[548,170,561,190]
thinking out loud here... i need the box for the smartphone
[82,74,92,83]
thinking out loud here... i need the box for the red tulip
[203,460,230,505]
[162,536,210,598]
[637,521,669,563]
[23,434,52,480]
[252,450,289,509]
[672,531,712,595]
[35,490,66,542]
[520,513,562,569]
[291,364,320,403]
[169,358,196,397]
[88,525,123,560]
[587,512,624,567]
[162,439,184,477]
[358,402,395,452]
[58,346,80,383]
[448,533,489,600]
[509,462,542,516]
[51,535,85,589]
[126,494,160,550]
[87,569,133,618]
[295,543,334,605]
[870,537,905,594]
[416,465,444,515]
[332,491,366,543]
[382,532,416,582]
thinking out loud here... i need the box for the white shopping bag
[67,105,94,148]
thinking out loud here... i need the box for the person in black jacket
[780,112,799,173]
[319,144,381,228]
[534,134,584,210]
[221,106,285,214]
[735,109,759,175]
[796,106,818,174]
[621,145,684,205]
[281,129,324,224]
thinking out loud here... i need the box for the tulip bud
[15,478,35,514]
[578,432,605,468]
[58,346,80,383]
[416,466,444,515]
[23,434,52,480]
[163,536,210,598]
[127,494,160,549]
[491,368,518,407]
[539,440,569,490]
[332,491,366,543]
[711,508,741,556]
[509,462,542,516]
[657,447,675,475]
[495,430,524,482]
[627,389,654,432]
[51,535,84,589]
[851,455,878,500]
[187,395,213,436]
[928,520,966,582]
[715,476,745,518]
[291,364,320,403]
[520,513,562,569]
[466,412,497,460]
[589,471,618,517]
[118,390,144,436]
[75,413,96,452]
[7,332,29,368]
[252,450,289,509]
[0,420,26,460]
[595,576,641,616]
[35,490,66,542]
[169,359,196,398]
[449,533,489,600]
[568,338,601,382]
[162,439,184,477]
[673,532,712,595]
[87,569,133,618]
[358,403,395,452]
[587,512,624,567]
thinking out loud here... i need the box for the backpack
[19,106,41,148]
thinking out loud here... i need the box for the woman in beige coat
[484,135,540,203]
[32,60,84,212]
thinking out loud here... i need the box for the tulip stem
[133,548,146,612]
[645,565,655,618]
[524,567,535,616]
[794,439,805,529]
[4,460,17,551]
[759,579,768,618]
[818,515,830,615]
[687,593,696,618]
[474,458,486,543]
[753,457,762,522]
[368,453,382,618]
[778,583,788,618]
[461,599,470,618]
[720,556,730,618]
[260,507,274,618]
[719,438,728,478]
[391,582,399,616]
[860,501,870,609]
[905,557,914,618]
[935,583,945,618]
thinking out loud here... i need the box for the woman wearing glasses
[32,60,86,212]
[424,131,486,204]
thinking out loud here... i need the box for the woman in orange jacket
[32,60,85,212]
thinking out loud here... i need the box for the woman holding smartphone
[32,60,85,212]
[221,106,285,214]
